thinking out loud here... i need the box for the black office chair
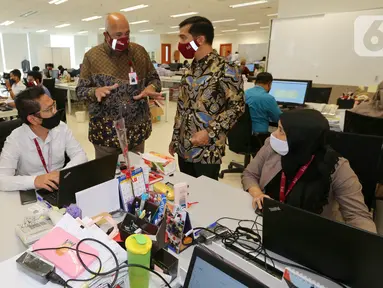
[219,105,269,178]
[43,79,67,123]
[344,110,383,137]
[327,131,383,210]
[42,78,55,96]
[0,118,23,152]
[337,98,355,109]
[306,87,332,104]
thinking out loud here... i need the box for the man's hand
[251,192,271,210]
[133,86,164,102]
[95,84,119,102]
[190,130,210,147]
[5,80,11,90]
[169,143,175,156]
[34,171,60,192]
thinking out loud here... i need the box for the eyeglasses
[35,100,57,116]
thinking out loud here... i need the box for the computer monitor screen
[51,70,59,79]
[269,79,311,105]
[246,64,255,72]
[153,63,158,68]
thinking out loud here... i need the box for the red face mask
[106,33,130,52]
[178,40,200,59]
[27,81,37,87]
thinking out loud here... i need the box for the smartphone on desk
[19,189,37,205]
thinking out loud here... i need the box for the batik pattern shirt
[171,51,244,164]
[76,42,161,149]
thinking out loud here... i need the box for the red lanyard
[33,138,51,174]
[279,155,315,203]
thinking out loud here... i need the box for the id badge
[129,72,138,85]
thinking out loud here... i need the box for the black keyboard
[36,189,59,205]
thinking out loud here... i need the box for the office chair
[327,131,383,210]
[42,78,55,96]
[0,118,23,152]
[43,79,67,123]
[344,110,383,137]
[306,87,332,104]
[219,105,269,178]
[337,98,355,109]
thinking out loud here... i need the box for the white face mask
[270,134,289,156]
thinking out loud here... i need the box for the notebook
[33,227,99,278]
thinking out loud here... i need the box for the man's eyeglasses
[35,100,57,116]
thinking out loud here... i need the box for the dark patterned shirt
[171,51,245,164]
[76,42,161,149]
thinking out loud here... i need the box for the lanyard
[279,155,315,203]
[33,138,51,174]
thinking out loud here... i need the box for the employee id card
[129,72,138,85]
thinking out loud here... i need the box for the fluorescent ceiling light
[229,1,267,8]
[0,21,14,26]
[36,29,48,33]
[260,26,270,29]
[170,26,179,29]
[140,29,154,32]
[267,13,278,17]
[49,0,68,5]
[239,31,257,34]
[130,20,149,25]
[167,31,179,34]
[238,22,260,26]
[170,12,198,18]
[78,31,88,34]
[55,23,70,28]
[212,19,235,23]
[222,29,238,32]
[99,27,105,30]
[215,34,223,36]
[120,4,149,12]
[82,16,102,22]
[20,11,38,17]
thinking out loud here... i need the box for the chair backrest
[337,98,355,109]
[42,78,55,96]
[327,131,383,210]
[306,87,332,104]
[0,119,23,152]
[344,110,383,137]
[227,105,253,154]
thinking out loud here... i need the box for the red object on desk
[187,202,199,208]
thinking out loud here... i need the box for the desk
[0,108,18,120]
[160,76,182,84]
[55,82,77,115]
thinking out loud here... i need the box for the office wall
[278,0,383,17]
[213,32,269,54]
[74,35,88,68]
[29,33,52,70]
[2,34,29,72]
[133,34,161,63]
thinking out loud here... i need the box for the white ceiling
[0,0,278,35]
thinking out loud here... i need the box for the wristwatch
[206,127,216,139]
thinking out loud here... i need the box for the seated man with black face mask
[0,86,88,192]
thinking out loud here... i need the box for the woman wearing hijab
[351,81,383,118]
[242,109,376,233]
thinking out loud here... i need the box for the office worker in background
[169,16,244,180]
[44,63,54,78]
[27,71,51,98]
[0,87,87,192]
[240,59,250,78]
[351,81,383,118]
[58,65,70,78]
[76,12,162,159]
[242,110,376,233]
[245,72,281,134]
[32,66,40,72]
[6,69,26,100]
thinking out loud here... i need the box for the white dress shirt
[12,81,26,96]
[0,121,88,191]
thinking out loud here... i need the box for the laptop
[184,246,268,288]
[37,154,118,207]
[263,198,383,288]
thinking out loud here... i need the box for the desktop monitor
[269,79,312,106]
[184,246,268,288]
[51,70,59,79]
[246,64,255,72]
[153,63,159,69]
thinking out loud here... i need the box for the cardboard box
[150,104,164,123]
[142,152,176,176]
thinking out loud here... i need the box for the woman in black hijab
[242,109,376,232]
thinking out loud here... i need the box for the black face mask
[40,111,61,129]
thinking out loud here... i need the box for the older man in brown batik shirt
[76,12,162,159]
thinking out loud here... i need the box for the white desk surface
[55,82,77,91]
[160,76,182,83]
[0,108,18,119]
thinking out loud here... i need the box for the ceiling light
[238,22,260,26]
[260,26,270,29]
[99,27,105,30]
[222,29,238,32]
[78,31,88,34]
[55,23,70,28]
[0,21,15,26]
[239,31,257,34]
[170,12,198,18]
[215,34,223,36]
[212,19,235,23]
[36,29,48,33]
[167,31,179,34]
[229,1,267,8]
[82,16,102,22]
[267,13,278,17]
[140,29,154,32]
[48,0,68,5]
[20,11,38,18]
[130,20,149,25]
[170,26,179,29]
[120,4,149,12]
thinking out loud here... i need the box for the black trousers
[178,157,221,180]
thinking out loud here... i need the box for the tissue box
[142,152,176,176]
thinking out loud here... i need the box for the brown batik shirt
[76,42,161,149]
[170,51,245,164]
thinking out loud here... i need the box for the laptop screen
[187,257,247,288]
